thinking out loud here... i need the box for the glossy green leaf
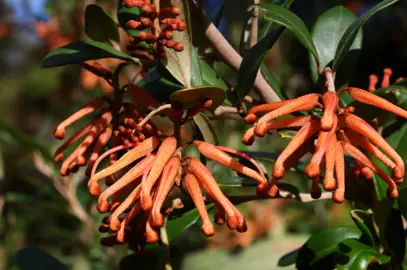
[255,3,319,65]
[138,67,183,102]
[41,41,134,68]
[191,47,228,91]
[333,0,399,71]
[296,227,362,269]
[309,6,362,85]
[191,47,204,87]
[337,239,391,270]
[260,63,283,99]
[166,205,214,242]
[235,26,284,101]
[278,248,300,267]
[193,113,219,145]
[162,0,193,87]
[350,210,379,247]
[85,4,120,43]
[16,248,69,270]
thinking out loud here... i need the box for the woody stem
[153,0,161,39]
[112,63,129,129]
[160,217,173,270]
[325,67,336,93]
[138,104,172,127]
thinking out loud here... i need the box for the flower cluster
[122,0,186,60]
[88,136,268,248]
[242,71,407,203]
[53,95,159,177]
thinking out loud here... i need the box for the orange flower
[243,72,407,203]
[89,135,267,248]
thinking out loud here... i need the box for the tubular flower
[368,68,404,92]
[243,83,407,202]
[89,135,267,248]
[122,0,186,59]
[53,96,159,177]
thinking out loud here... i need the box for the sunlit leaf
[309,6,362,86]
[162,0,193,87]
[255,3,319,65]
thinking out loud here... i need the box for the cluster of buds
[123,0,186,59]
[242,70,407,203]
[87,135,267,248]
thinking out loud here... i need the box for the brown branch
[250,0,260,48]
[195,5,281,103]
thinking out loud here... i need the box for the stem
[194,4,281,103]
[153,0,161,39]
[250,0,260,48]
[325,67,336,93]
[138,104,172,127]
[160,217,173,270]
[173,119,181,147]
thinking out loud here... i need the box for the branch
[250,0,260,47]
[325,67,336,93]
[193,3,281,103]
[227,191,332,204]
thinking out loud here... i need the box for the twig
[138,104,172,127]
[32,152,94,237]
[160,218,172,270]
[325,67,336,93]
[214,106,240,116]
[227,191,332,204]
[195,4,281,103]
[250,0,260,48]
[153,0,161,38]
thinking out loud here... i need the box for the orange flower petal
[54,98,106,139]
[141,137,178,211]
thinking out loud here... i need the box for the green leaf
[191,48,228,91]
[309,6,362,85]
[191,47,204,87]
[16,248,69,270]
[333,0,399,71]
[138,67,183,102]
[162,0,193,87]
[235,26,284,101]
[85,4,120,43]
[278,248,300,267]
[193,113,219,145]
[336,239,391,270]
[350,210,379,247]
[166,205,214,242]
[255,3,319,65]
[296,227,362,269]
[260,63,283,99]
[41,41,134,68]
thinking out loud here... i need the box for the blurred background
[0,0,406,269]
